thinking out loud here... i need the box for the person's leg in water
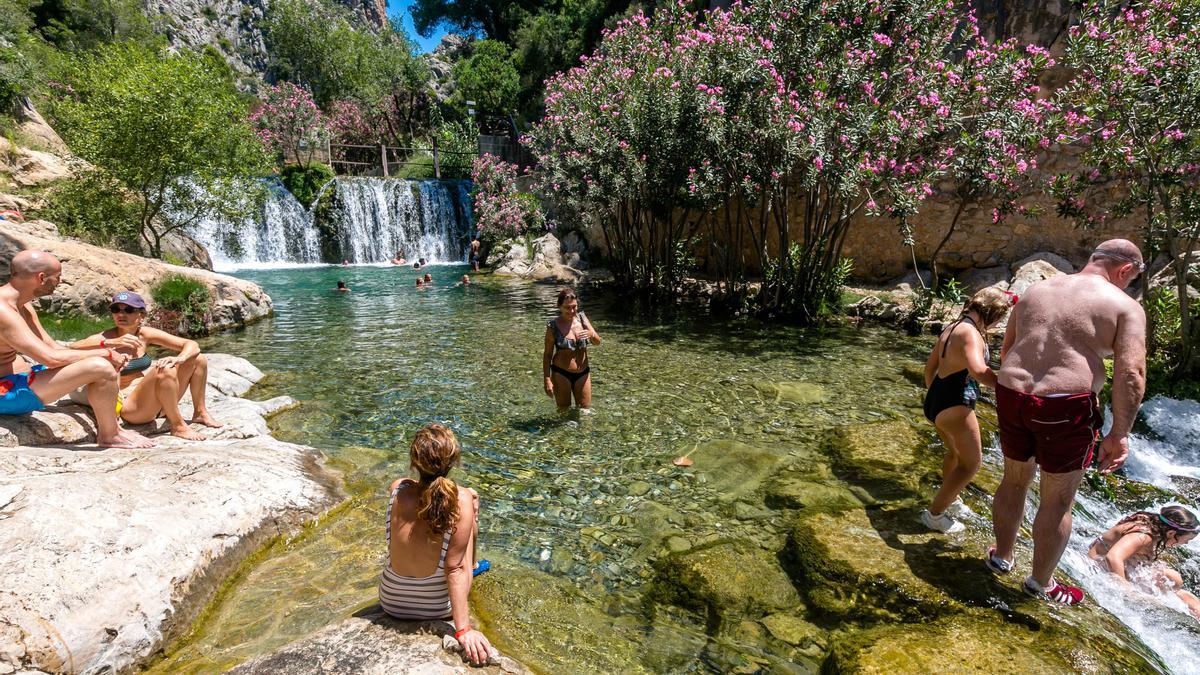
[121,364,204,440]
[930,406,982,515]
[179,353,222,428]
[29,358,155,448]
[573,371,592,411]
[550,371,573,412]
[991,457,1037,568]
[1029,467,1086,588]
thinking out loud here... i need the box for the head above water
[424,273,432,282]
[415,278,423,287]
[461,275,470,284]
[7,250,62,298]
[1087,239,1144,289]
[557,288,579,314]
[413,262,420,269]
[409,424,461,535]
[337,280,347,290]
[963,286,1015,328]
[1160,505,1199,545]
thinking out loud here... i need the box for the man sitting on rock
[0,250,155,448]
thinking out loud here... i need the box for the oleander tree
[470,153,546,244]
[1054,0,1200,375]
[250,82,330,167]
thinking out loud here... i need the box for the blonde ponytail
[409,424,462,535]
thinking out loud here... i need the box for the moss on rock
[825,420,935,497]
[649,539,802,633]
[764,479,863,511]
[753,381,829,404]
[688,440,784,503]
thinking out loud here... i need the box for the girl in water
[378,424,494,664]
[920,287,1015,533]
[542,288,601,411]
[1089,505,1200,620]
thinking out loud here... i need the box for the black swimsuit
[923,316,987,423]
[548,317,590,385]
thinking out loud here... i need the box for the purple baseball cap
[110,291,146,309]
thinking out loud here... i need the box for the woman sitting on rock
[542,288,601,411]
[379,424,492,665]
[71,291,222,441]
[920,287,1015,533]
[1089,505,1200,620]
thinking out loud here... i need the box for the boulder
[0,355,345,674]
[685,439,784,503]
[227,605,527,674]
[957,266,1010,294]
[760,613,826,656]
[1007,259,1065,297]
[0,222,272,335]
[650,540,803,631]
[825,420,933,495]
[0,136,71,187]
[13,98,70,156]
[887,269,932,294]
[1010,252,1075,276]
[764,478,863,511]
[824,609,1158,674]
[560,231,588,256]
[158,229,214,270]
[490,234,584,283]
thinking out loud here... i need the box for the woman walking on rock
[920,287,1015,533]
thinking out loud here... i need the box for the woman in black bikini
[543,288,601,411]
[920,287,1014,533]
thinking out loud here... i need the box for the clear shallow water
[151,265,1197,673]
[154,265,930,672]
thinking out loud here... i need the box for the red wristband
[100,338,106,348]
[455,627,471,640]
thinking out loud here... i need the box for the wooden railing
[308,142,476,179]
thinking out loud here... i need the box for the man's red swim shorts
[996,383,1103,474]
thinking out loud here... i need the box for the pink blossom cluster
[470,154,546,238]
[249,82,330,167]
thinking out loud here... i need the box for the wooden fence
[306,142,476,179]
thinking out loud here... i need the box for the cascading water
[187,178,474,271]
[330,178,474,264]
[990,396,1200,673]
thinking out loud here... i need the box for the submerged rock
[227,605,527,674]
[826,420,934,496]
[649,540,802,632]
[686,439,783,503]
[752,380,828,404]
[760,612,826,656]
[0,355,344,674]
[764,478,863,511]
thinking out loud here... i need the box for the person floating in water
[424,273,434,285]
[413,262,422,270]
[71,292,224,441]
[920,287,1015,533]
[1089,506,1200,620]
[336,281,350,293]
[391,250,406,265]
[341,260,350,267]
[416,278,424,289]
[456,274,471,287]
[543,288,601,411]
[419,257,428,267]
[469,238,481,272]
[378,424,493,664]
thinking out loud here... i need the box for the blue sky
[387,0,451,53]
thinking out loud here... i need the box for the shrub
[279,162,335,207]
[150,273,211,336]
[38,170,142,252]
[39,311,109,341]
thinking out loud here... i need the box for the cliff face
[144,0,389,80]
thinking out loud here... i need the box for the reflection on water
[152,265,930,672]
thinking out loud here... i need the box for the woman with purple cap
[70,291,223,440]
[1090,505,1200,619]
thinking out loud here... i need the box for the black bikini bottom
[550,364,590,386]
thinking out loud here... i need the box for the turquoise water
[153,264,936,671]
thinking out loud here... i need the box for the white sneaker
[921,509,966,534]
[946,498,974,519]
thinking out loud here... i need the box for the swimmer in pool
[424,273,433,285]
[336,281,350,292]
[416,278,424,289]
[391,250,406,265]
[1089,505,1200,620]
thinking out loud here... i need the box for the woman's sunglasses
[109,304,141,314]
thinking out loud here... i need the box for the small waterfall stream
[187,178,474,271]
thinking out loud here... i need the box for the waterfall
[187,178,474,271]
[332,178,474,264]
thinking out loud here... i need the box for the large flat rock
[227,605,527,675]
[0,355,344,674]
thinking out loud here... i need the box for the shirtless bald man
[987,239,1146,606]
[0,251,154,448]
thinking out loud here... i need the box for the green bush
[38,171,142,252]
[279,162,335,207]
[151,273,210,335]
[39,311,109,341]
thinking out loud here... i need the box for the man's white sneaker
[921,509,966,534]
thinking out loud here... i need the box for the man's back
[999,273,1140,395]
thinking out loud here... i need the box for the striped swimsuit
[378,483,453,620]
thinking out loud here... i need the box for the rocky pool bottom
[150,266,1193,673]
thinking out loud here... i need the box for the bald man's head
[7,250,62,298]
[10,251,61,278]
[1088,239,1144,289]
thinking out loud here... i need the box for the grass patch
[151,274,211,335]
[41,312,109,341]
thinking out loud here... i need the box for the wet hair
[336,280,346,289]
[413,262,420,269]
[424,273,432,282]
[556,287,578,307]
[409,424,461,535]
[963,286,1014,327]
[1116,506,1198,558]
[415,278,423,287]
